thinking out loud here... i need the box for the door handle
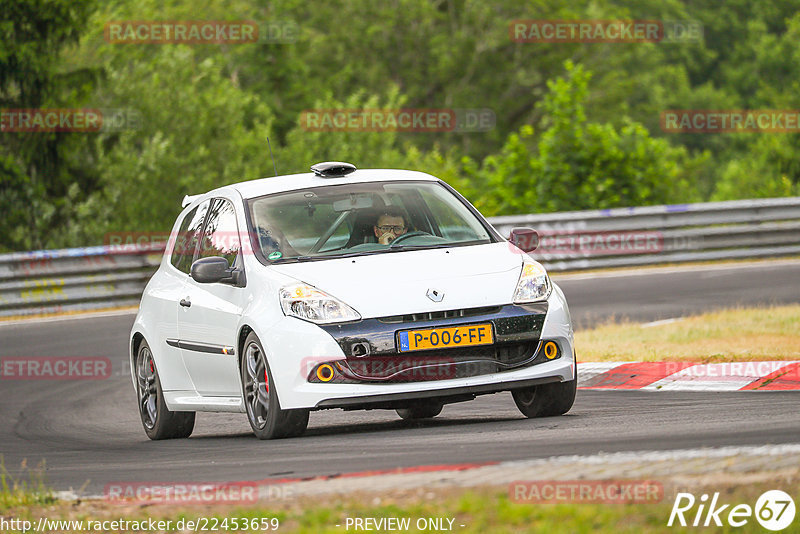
[179,298,192,308]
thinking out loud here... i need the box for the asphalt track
[1,261,799,493]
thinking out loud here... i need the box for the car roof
[198,169,440,203]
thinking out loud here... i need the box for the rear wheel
[512,371,577,418]
[241,332,309,439]
[396,400,444,420]
[135,340,195,440]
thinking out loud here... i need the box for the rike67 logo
[669,490,796,531]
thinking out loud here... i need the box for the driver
[373,207,408,245]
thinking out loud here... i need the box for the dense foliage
[2,0,799,251]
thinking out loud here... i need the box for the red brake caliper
[264,368,269,393]
[150,360,154,373]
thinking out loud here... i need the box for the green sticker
[268,251,283,260]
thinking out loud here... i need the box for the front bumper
[312,303,552,383]
[262,283,575,410]
[315,375,563,409]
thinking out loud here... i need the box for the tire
[512,370,577,418]
[241,332,309,439]
[396,400,444,420]
[135,340,195,440]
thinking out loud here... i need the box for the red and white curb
[578,361,800,391]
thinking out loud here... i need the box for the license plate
[397,323,494,352]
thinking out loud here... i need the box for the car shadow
[187,413,575,441]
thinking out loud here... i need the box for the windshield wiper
[389,241,488,251]
[270,255,319,263]
[280,252,367,262]
[388,244,450,251]
[272,241,488,262]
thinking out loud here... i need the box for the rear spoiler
[182,194,202,208]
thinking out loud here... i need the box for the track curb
[578,361,800,390]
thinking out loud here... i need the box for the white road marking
[640,317,683,328]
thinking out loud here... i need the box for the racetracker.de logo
[507,230,664,256]
[300,355,461,382]
[104,231,254,256]
[536,231,663,255]
[0,108,141,132]
[0,357,112,380]
[104,482,259,504]
[104,21,297,44]
[510,480,664,504]
[661,110,800,133]
[299,108,495,132]
[509,20,702,43]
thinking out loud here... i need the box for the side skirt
[163,391,245,413]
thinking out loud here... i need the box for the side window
[170,200,210,274]
[196,198,241,268]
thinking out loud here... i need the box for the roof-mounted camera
[310,161,357,177]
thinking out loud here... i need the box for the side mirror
[509,227,539,252]
[190,256,241,285]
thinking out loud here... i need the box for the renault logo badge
[426,288,444,302]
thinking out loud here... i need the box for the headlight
[279,283,361,324]
[512,260,552,303]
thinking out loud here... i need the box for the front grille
[338,341,539,383]
[378,306,501,324]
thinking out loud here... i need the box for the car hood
[269,242,524,319]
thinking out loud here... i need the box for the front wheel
[241,332,309,440]
[135,340,195,440]
[512,371,577,418]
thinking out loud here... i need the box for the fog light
[316,364,335,382]
[543,341,559,360]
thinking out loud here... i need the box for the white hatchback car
[130,162,576,440]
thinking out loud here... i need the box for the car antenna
[267,137,278,177]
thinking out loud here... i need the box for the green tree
[711,13,800,200]
[480,62,703,214]
[279,88,407,174]
[0,0,99,250]
[713,135,800,200]
[75,46,274,240]
[5,0,800,251]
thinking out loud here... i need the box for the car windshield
[247,180,493,262]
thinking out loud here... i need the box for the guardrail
[489,196,800,271]
[0,246,163,318]
[1,197,798,318]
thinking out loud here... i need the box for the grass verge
[1,477,797,533]
[0,457,54,509]
[576,304,800,362]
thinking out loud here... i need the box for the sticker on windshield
[268,251,283,260]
